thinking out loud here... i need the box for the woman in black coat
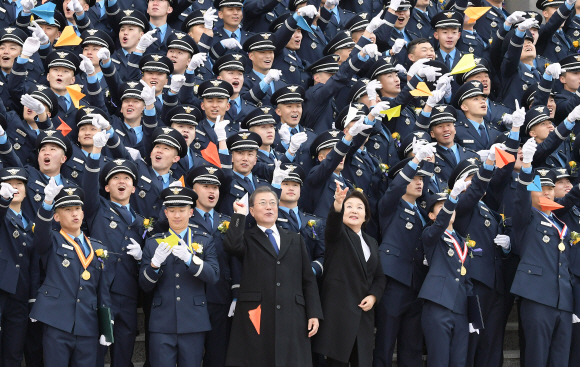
[313,183,387,367]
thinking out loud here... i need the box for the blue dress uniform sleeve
[0,196,12,223]
[536,2,574,56]
[161,89,179,122]
[223,213,247,259]
[139,239,164,293]
[186,235,220,286]
[489,22,511,74]
[75,11,92,31]
[421,198,458,248]
[241,75,268,106]
[7,58,27,107]
[500,28,525,80]
[379,161,418,217]
[454,165,494,233]
[485,135,519,212]
[243,0,283,21]
[101,58,124,109]
[375,11,398,53]
[85,75,109,113]
[126,53,143,81]
[0,137,24,168]
[554,90,580,124]
[81,156,103,222]
[33,205,54,256]
[179,71,202,107]
[272,14,301,57]
[104,0,121,29]
[305,138,350,189]
[533,122,572,167]
[316,5,332,34]
[513,169,535,253]
[531,75,555,109]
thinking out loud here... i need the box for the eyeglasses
[255,200,278,208]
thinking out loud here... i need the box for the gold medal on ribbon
[559,242,566,252]
[82,270,90,280]
[60,230,94,281]
[461,265,467,276]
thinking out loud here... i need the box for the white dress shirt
[357,230,371,262]
[258,224,281,250]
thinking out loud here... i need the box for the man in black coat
[224,185,323,367]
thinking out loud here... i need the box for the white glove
[391,39,407,55]
[136,30,158,52]
[204,7,218,29]
[415,142,437,161]
[426,89,446,107]
[22,36,40,57]
[348,116,373,136]
[511,100,526,128]
[0,182,18,199]
[125,147,142,161]
[214,116,229,142]
[151,242,172,268]
[30,318,37,322]
[99,335,111,346]
[443,81,452,98]
[21,94,45,114]
[469,323,480,334]
[574,314,580,323]
[89,113,109,130]
[187,53,207,70]
[297,4,319,18]
[477,150,490,162]
[505,11,526,25]
[451,174,471,197]
[395,64,407,74]
[370,101,391,117]
[502,113,513,128]
[140,80,156,106]
[361,43,380,58]
[28,22,49,45]
[272,161,292,185]
[79,54,95,75]
[389,0,402,11]
[68,0,84,13]
[0,123,5,136]
[436,73,453,91]
[494,234,511,250]
[487,142,506,161]
[366,79,382,101]
[97,48,110,61]
[566,0,576,6]
[169,180,183,187]
[263,69,282,84]
[173,240,193,264]
[325,0,339,7]
[278,123,291,145]
[170,74,186,93]
[423,256,429,266]
[228,300,236,317]
[521,138,537,164]
[288,132,308,155]
[92,131,110,148]
[517,18,539,31]
[127,238,143,261]
[44,177,63,202]
[545,63,562,79]
[417,65,442,82]
[408,58,430,78]
[21,0,34,13]
[567,104,580,122]
[366,10,388,33]
[220,38,242,50]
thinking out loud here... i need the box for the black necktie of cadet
[290,127,298,135]
[478,124,488,146]
[243,176,255,194]
[531,67,541,82]
[117,205,132,224]
[229,100,238,119]
[204,212,212,229]
[288,209,299,230]
[361,151,375,169]
[75,237,89,257]
[265,229,279,255]
[441,147,457,165]
[15,214,24,228]
[413,206,426,226]
[127,127,137,145]
[444,54,451,70]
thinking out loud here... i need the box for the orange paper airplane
[409,82,433,97]
[248,305,261,334]
[201,141,222,168]
[465,7,491,23]
[539,197,564,212]
[495,147,515,168]
[66,85,85,109]
[57,118,72,136]
[54,26,82,47]
[178,176,185,187]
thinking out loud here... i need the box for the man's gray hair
[249,186,279,207]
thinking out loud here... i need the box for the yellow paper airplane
[450,54,477,75]
[155,233,181,249]
[66,85,85,109]
[380,105,402,120]
[54,26,82,47]
[465,7,491,23]
[409,82,433,97]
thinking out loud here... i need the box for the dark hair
[249,185,279,207]
[407,38,431,55]
[343,190,371,228]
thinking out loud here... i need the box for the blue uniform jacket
[454,112,502,151]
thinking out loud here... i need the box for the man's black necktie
[478,124,488,147]
[288,210,299,231]
[204,212,212,229]
[15,214,24,229]
[117,205,132,224]
[75,237,89,257]
[243,176,254,194]
[442,147,457,165]
[444,54,451,70]
[290,127,298,135]
[127,127,137,145]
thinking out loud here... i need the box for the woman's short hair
[343,190,371,228]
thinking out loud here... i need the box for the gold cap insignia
[123,10,134,15]
[354,103,364,110]
[6,169,20,175]
[37,85,47,91]
[57,52,68,58]
[151,55,162,61]
[261,107,271,113]
[113,159,125,165]
[64,188,76,195]
[345,30,351,36]
[162,127,173,134]
[239,133,250,139]
[206,167,218,174]
[557,168,567,174]
[87,29,98,35]
[83,108,94,114]
[287,85,298,92]
[262,33,271,39]
[467,158,478,165]
[232,54,242,60]
[360,13,368,19]
[127,81,138,88]
[175,32,186,39]
[4,27,14,33]
[210,80,221,86]
[535,106,545,113]
[435,106,447,112]
[472,81,481,88]
[183,106,193,113]
[329,130,340,137]
[416,131,424,138]
[45,130,56,136]
[538,169,550,176]
[445,12,454,18]
[170,187,182,194]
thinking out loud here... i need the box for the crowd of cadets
[2,0,580,365]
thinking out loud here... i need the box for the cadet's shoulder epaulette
[192,230,211,238]
[150,232,166,239]
[217,213,231,221]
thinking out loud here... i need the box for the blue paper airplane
[31,2,56,25]
[527,175,542,192]
[295,15,314,34]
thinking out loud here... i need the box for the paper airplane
[54,26,82,47]
[66,85,85,109]
[410,82,433,97]
[527,175,541,192]
[495,147,515,168]
[450,54,477,75]
[201,141,222,168]
[295,15,314,34]
[155,233,181,249]
[178,176,185,187]
[539,197,564,212]
[31,2,56,24]
[464,7,491,23]
[381,105,401,120]
[57,117,72,136]
[240,193,249,216]
[248,305,261,334]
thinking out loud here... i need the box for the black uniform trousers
[0,292,28,367]
[43,325,98,367]
[149,331,205,367]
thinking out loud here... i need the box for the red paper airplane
[495,147,515,169]
[57,118,72,136]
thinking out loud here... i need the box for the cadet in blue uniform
[475,0,509,45]
[511,137,579,367]
[323,30,359,109]
[456,13,491,62]
[375,0,420,67]
[553,55,580,124]
[431,10,465,93]
[373,152,434,367]
[143,0,176,56]
[193,79,234,153]
[241,0,289,33]
[139,186,219,367]
[241,107,291,166]
[82,155,147,367]
[419,186,477,367]
[452,80,502,150]
[297,1,327,64]
[408,0,437,46]
[536,0,576,63]
[0,168,34,367]
[30,182,113,367]
[317,0,356,41]
[211,0,253,51]
[185,165,241,367]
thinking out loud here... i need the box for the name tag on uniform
[196,130,206,136]
[541,221,553,227]
[355,156,364,164]
[73,157,84,164]
[188,224,199,228]
[335,179,344,186]
[489,10,497,16]
[288,54,296,61]
[524,72,534,78]
[140,175,151,183]
[465,35,476,39]
[481,206,489,212]
[16,129,27,137]
[404,208,415,215]
[115,129,126,137]
[61,244,74,251]
[277,218,288,222]
[0,7,5,12]
[444,237,453,243]
[112,59,121,64]
[234,184,245,191]
[35,180,46,187]
[463,140,474,144]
